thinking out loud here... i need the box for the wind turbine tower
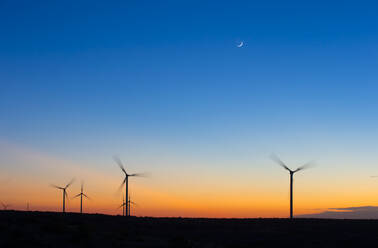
[128,195,137,216]
[271,154,312,219]
[122,195,125,216]
[74,182,90,214]
[119,194,127,216]
[51,178,75,213]
[114,156,144,217]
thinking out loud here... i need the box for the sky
[1,0,378,218]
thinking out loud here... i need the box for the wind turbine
[127,195,137,216]
[119,194,126,216]
[73,182,90,214]
[114,156,144,217]
[51,178,75,213]
[270,154,313,219]
[1,202,10,210]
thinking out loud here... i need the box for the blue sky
[1,1,378,216]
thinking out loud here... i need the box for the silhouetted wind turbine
[1,202,10,210]
[270,154,313,219]
[119,194,126,216]
[114,156,144,216]
[128,195,137,216]
[73,182,90,214]
[51,178,75,213]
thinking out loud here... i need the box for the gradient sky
[1,1,378,217]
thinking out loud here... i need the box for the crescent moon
[237,41,244,48]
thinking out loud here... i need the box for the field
[1,211,378,247]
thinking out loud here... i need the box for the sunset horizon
[2,0,378,221]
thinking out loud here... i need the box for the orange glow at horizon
[1,141,378,218]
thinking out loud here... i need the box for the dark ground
[1,211,378,248]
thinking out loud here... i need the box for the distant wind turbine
[51,178,75,213]
[73,181,90,214]
[127,195,137,216]
[270,154,313,219]
[1,202,10,210]
[114,156,145,216]
[119,194,126,216]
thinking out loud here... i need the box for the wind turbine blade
[113,180,124,197]
[113,156,127,174]
[65,178,75,188]
[81,181,84,192]
[50,184,63,189]
[294,161,314,172]
[65,191,70,203]
[119,178,126,189]
[270,154,292,172]
[83,194,90,199]
[73,193,81,198]
[129,172,148,177]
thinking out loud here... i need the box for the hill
[1,211,378,247]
